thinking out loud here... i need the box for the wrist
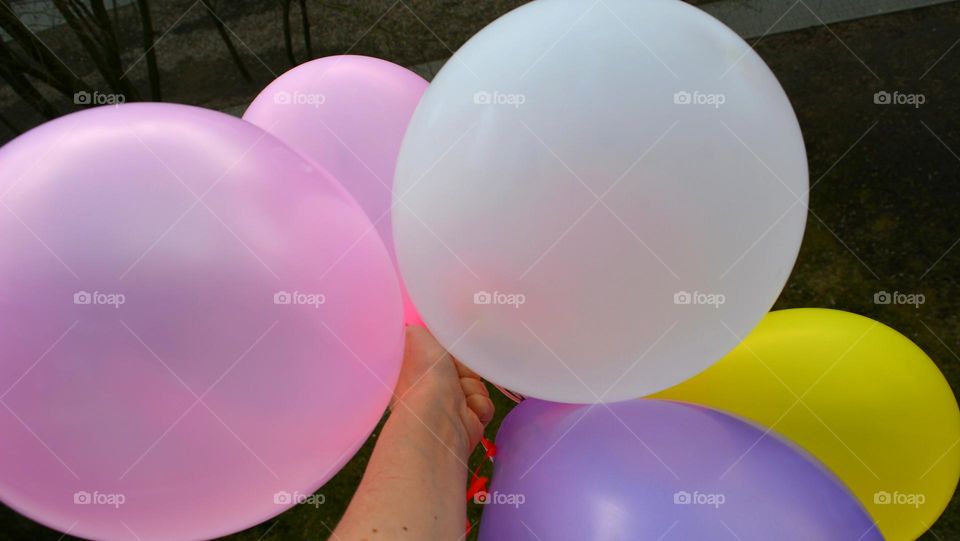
[389,391,472,461]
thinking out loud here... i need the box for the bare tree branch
[51,0,141,99]
[134,0,161,99]
[0,6,91,96]
[201,0,253,82]
[298,0,312,59]
[279,0,296,66]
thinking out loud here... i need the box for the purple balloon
[479,399,883,541]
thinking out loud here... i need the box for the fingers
[402,325,495,434]
[466,393,495,426]
[461,377,494,425]
[456,360,494,425]
[454,358,482,379]
[461,402,486,451]
[461,370,494,427]
[459,376,487,398]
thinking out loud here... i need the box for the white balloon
[394,0,807,403]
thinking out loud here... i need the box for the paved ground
[1,1,959,540]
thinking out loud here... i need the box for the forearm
[332,399,470,540]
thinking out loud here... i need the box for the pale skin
[331,326,496,540]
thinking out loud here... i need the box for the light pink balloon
[0,103,404,541]
[243,55,428,326]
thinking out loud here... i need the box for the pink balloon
[0,103,403,540]
[243,55,428,326]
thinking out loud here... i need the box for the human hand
[391,326,495,454]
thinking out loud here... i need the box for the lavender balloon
[0,104,403,541]
[479,399,882,541]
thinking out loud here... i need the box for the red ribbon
[465,436,498,534]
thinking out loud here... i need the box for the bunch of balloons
[0,0,956,540]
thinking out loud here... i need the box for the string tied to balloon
[465,436,497,534]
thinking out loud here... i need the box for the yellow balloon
[653,308,960,540]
